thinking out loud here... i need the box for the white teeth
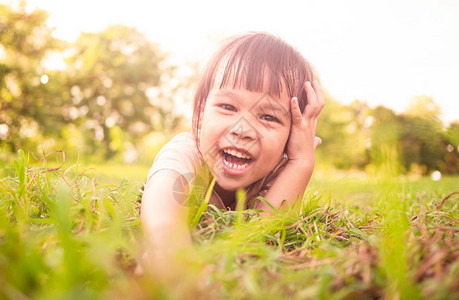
[223,149,251,160]
[221,148,253,171]
[222,156,249,170]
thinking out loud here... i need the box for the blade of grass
[190,177,216,228]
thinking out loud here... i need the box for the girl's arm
[255,80,324,211]
[140,170,192,275]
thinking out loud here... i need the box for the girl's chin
[214,178,248,192]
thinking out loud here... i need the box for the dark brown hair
[192,32,314,141]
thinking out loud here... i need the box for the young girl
[140,32,324,272]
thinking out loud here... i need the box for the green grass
[1,150,458,299]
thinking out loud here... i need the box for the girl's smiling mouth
[220,148,254,175]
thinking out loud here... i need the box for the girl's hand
[258,80,324,211]
[286,80,324,166]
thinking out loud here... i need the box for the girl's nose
[228,117,259,141]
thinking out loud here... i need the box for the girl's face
[199,83,292,192]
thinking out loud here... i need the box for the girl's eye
[219,104,237,112]
[260,114,280,123]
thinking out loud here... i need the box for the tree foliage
[369,106,402,176]
[64,25,163,158]
[316,95,369,170]
[1,3,188,162]
[316,96,459,175]
[0,3,62,152]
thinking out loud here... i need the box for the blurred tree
[64,25,167,159]
[405,95,442,124]
[0,3,64,152]
[444,122,459,174]
[398,115,446,174]
[345,100,372,169]
[399,96,446,174]
[316,94,350,169]
[316,95,370,170]
[369,106,402,177]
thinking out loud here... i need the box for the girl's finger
[303,81,319,117]
[312,80,325,107]
[290,97,303,125]
[304,81,317,105]
[314,136,322,149]
[305,80,324,119]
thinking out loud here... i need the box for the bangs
[218,33,313,110]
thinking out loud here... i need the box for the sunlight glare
[40,74,49,84]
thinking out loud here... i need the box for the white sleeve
[146,132,201,185]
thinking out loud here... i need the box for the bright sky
[5,0,459,123]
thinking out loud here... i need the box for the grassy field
[0,150,458,299]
